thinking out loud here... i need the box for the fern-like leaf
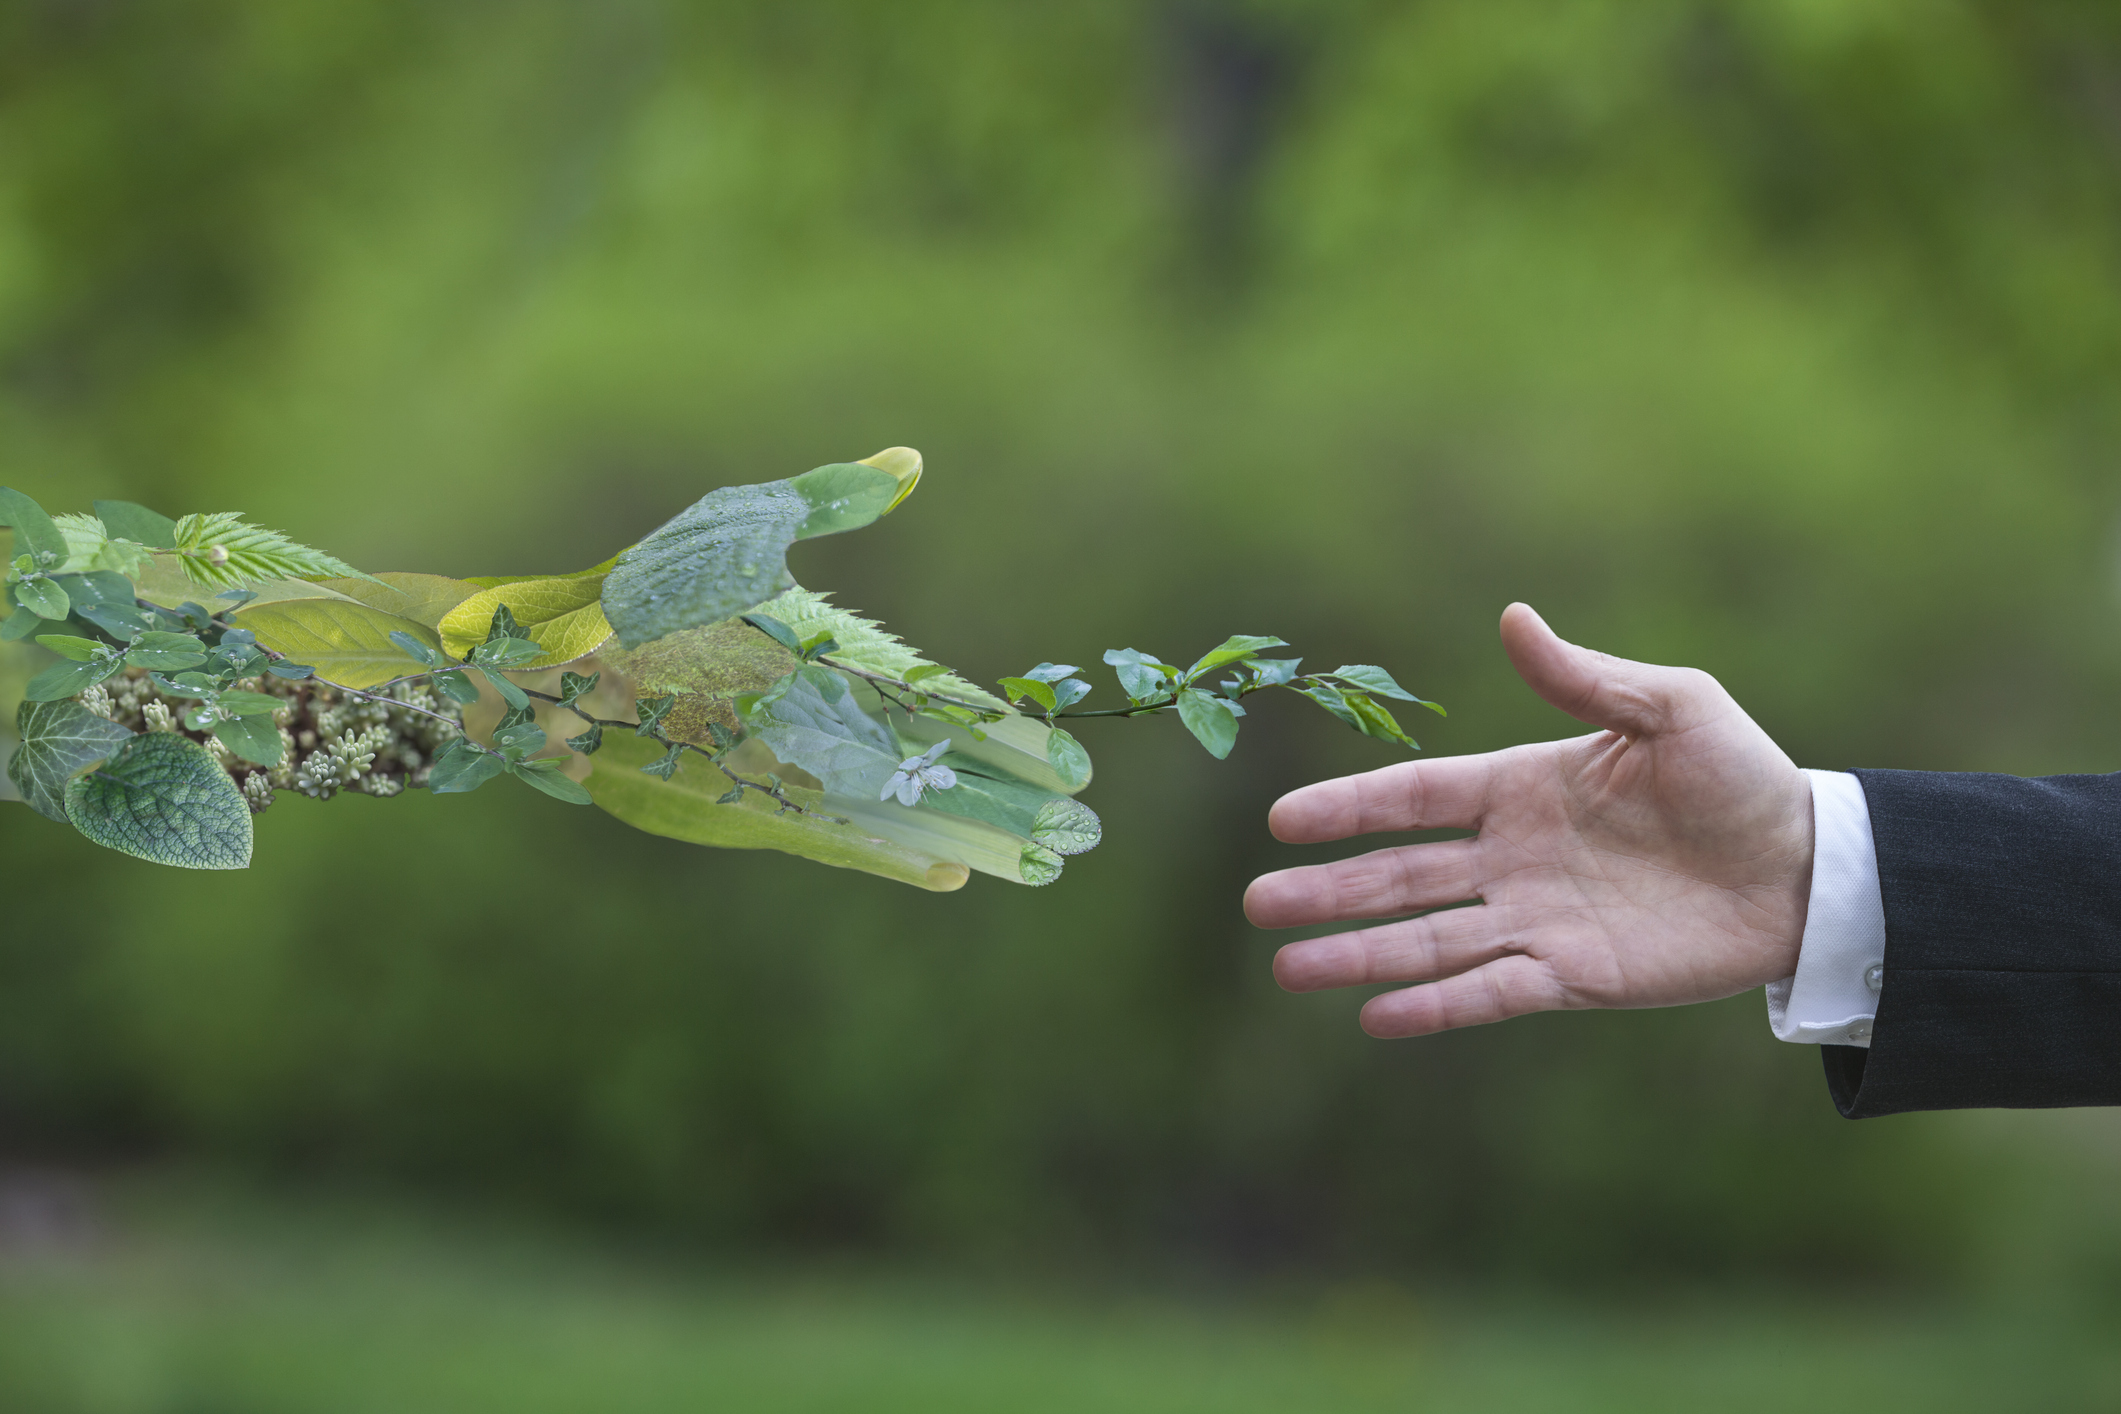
[169,512,372,591]
[53,512,153,577]
[752,587,1008,710]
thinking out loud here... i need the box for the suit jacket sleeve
[1822,768,2121,1117]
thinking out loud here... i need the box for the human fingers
[1266,755,1493,844]
[1499,603,1718,738]
[1356,954,1571,1037]
[1271,903,1501,993]
[1245,838,1483,929]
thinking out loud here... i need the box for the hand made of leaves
[0,449,1439,889]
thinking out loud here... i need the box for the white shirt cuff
[1766,769,1885,1048]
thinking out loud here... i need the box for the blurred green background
[4,0,2121,1407]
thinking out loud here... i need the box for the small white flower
[881,739,957,806]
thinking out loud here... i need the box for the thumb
[1499,603,1700,737]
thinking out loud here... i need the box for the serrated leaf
[746,587,1007,711]
[64,732,252,869]
[428,743,503,794]
[1031,796,1102,856]
[25,656,124,702]
[601,458,913,648]
[14,577,68,621]
[1185,635,1288,683]
[438,576,613,668]
[508,758,594,804]
[1044,727,1091,789]
[92,500,178,549]
[7,698,135,821]
[211,713,284,766]
[1176,688,1239,759]
[233,599,442,689]
[1017,842,1065,886]
[167,512,371,592]
[0,488,65,562]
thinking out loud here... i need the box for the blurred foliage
[3,0,2121,1291]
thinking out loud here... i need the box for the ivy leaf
[1176,688,1240,760]
[428,742,503,794]
[64,733,252,870]
[1030,796,1103,856]
[91,500,179,549]
[508,757,594,804]
[24,656,124,702]
[998,677,1058,713]
[1326,664,1445,715]
[167,512,372,592]
[1184,635,1288,684]
[124,631,209,672]
[1043,727,1092,789]
[634,694,677,737]
[234,599,444,689]
[389,630,441,667]
[566,723,604,755]
[0,488,66,563]
[556,671,599,713]
[1103,648,1178,703]
[34,634,105,663]
[13,576,69,621]
[1017,842,1065,887]
[211,714,284,767]
[715,785,745,805]
[7,698,135,821]
[639,743,686,780]
[431,668,479,704]
[601,457,917,648]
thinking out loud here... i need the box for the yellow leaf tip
[859,447,923,513]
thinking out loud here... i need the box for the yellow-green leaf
[315,572,482,631]
[234,599,442,688]
[439,576,613,668]
[461,551,626,592]
[584,732,968,891]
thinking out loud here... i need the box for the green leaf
[998,676,1058,713]
[24,656,123,702]
[35,634,105,662]
[7,699,135,821]
[744,588,1007,710]
[509,758,594,804]
[1019,662,1080,685]
[64,733,252,870]
[471,636,544,669]
[14,577,69,621]
[1326,664,1442,713]
[1030,796,1103,856]
[566,723,604,755]
[639,743,685,780]
[0,606,47,641]
[1017,842,1065,886]
[389,630,440,667]
[1184,635,1288,683]
[492,721,547,758]
[1250,657,1303,687]
[432,668,479,704]
[740,670,900,797]
[74,600,155,642]
[214,690,283,717]
[437,576,612,669]
[1044,727,1092,789]
[211,713,284,767]
[92,500,179,549]
[167,512,370,592]
[798,631,838,661]
[635,694,677,736]
[1343,690,1421,750]
[123,631,209,672]
[902,664,949,687]
[234,599,443,689]
[1103,648,1177,703]
[266,661,317,681]
[1176,688,1240,759]
[1294,680,1361,729]
[313,572,482,632]
[556,671,599,713]
[1049,678,1091,711]
[601,458,915,648]
[428,743,503,794]
[0,488,66,562]
[477,666,530,710]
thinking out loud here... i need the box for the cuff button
[1864,963,1884,993]
[1849,1022,1873,1042]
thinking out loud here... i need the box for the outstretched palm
[1244,604,1815,1037]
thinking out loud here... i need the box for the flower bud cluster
[78,668,462,812]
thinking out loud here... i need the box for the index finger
[1267,754,1494,844]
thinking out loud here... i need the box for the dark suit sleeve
[1822,769,2121,1117]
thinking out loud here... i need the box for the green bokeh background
[3,1,2120,1405]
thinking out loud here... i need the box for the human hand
[1244,604,1814,1037]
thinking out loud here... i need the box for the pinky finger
[1358,955,1570,1038]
